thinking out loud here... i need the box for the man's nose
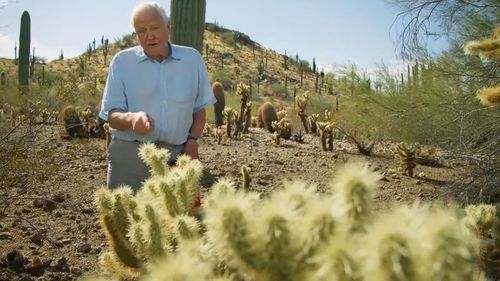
[146,30,155,40]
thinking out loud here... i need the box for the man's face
[134,9,170,58]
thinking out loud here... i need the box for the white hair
[130,2,169,29]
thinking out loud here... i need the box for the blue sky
[0,0,447,74]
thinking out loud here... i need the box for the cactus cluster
[240,165,251,191]
[316,121,334,151]
[308,113,319,135]
[89,144,492,281]
[61,105,106,139]
[94,144,204,279]
[464,204,500,273]
[235,83,251,137]
[271,118,292,146]
[394,142,420,178]
[222,106,238,138]
[295,92,311,133]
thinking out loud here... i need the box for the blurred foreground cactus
[90,144,488,281]
[464,26,500,106]
[464,204,500,276]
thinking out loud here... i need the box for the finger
[148,117,154,130]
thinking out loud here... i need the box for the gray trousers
[107,138,184,191]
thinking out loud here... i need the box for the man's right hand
[130,111,154,134]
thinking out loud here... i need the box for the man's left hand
[183,139,199,159]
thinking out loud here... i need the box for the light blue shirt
[99,43,216,145]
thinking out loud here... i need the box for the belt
[132,140,180,147]
[130,140,183,166]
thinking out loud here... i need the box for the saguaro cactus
[170,0,206,53]
[18,11,31,87]
[1,72,6,86]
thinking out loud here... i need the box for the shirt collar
[136,42,181,63]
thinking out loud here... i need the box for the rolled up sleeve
[99,56,128,121]
[193,57,216,114]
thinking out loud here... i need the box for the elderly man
[99,2,215,192]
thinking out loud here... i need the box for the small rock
[71,267,83,276]
[6,249,25,269]
[25,257,45,277]
[81,208,94,214]
[0,232,12,240]
[76,243,91,254]
[30,232,44,246]
[52,193,65,203]
[18,275,33,281]
[90,247,101,255]
[257,180,269,186]
[414,180,422,185]
[52,241,64,248]
[51,257,70,272]
[61,238,72,245]
[88,174,95,179]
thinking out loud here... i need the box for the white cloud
[0,34,15,58]
[0,0,18,10]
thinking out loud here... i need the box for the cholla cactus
[316,121,334,151]
[324,109,334,121]
[464,26,500,106]
[240,165,251,191]
[235,83,251,137]
[243,101,252,134]
[251,116,258,128]
[93,146,484,281]
[103,122,111,148]
[329,162,380,233]
[464,204,500,271]
[271,118,292,146]
[361,204,474,281]
[222,107,237,138]
[40,107,49,124]
[394,142,420,178]
[295,92,310,133]
[95,144,204,280]
[204,179,338,281]
[214,128,223,144]
[277,110,287,121]
[308,113,319,135]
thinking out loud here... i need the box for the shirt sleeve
[193,55,216,114]
[99,55,128,121]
